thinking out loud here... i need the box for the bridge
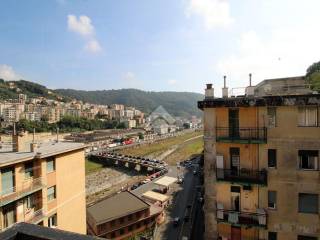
[89,152,168,173]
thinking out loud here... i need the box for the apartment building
[198,77,320,240]
[87,191,163,239]
[0,133,87,234]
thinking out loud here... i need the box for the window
[298,236,318,240]
[48,214,57,228]
[128,225,133,231]
[110,220,115,227]
[128,214,132,221]
[1,167,15,195]
[267,107,277,127]
[120,217,124,224]
[299,150,318,170]
[47,186,56,201]
[298,193,318,214]
[24,195,34,209]
[3,204,16,228]
[298,106,318,127]
[111,232,115,238]
[46,158,55,173]
[268,232,277,240]
[24,161,34,178]
[268,191,277,209]
[119,228,124,235]
[268,149,277,168]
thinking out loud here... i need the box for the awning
[142,191,169,203]
[154,176,177,187]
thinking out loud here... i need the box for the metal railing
[25,208,45,224]
[216,209,267,228]
[0,177,45,206]
[216,168,267,185]
[216,127,267,143]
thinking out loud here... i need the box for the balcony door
[3,203,16,228]
[229,109,239,138]
[230,148,240,172]
[231,226,241,240]
[231,186,241,212]
[1,167,15,195]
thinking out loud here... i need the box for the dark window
[25,161,34,178]
[136,222,141,228]
[231,186,241,193]
[120,217,124,224]
[128,225,133,231]
[268,232,277,240]
[110,220,115,227]
[119,229,124,235]
[268,149,277,168]
[128,214,132,221]
[299,150,318,170]
[268,191,277,209]
[298,236,317,240]
[298,193,319,214]
[111,232,115,238]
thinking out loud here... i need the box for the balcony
[216,127,267,144]
[216,168,267,186]
[217,209,267,228]
[25,208,45,224]
[0,177,45,207]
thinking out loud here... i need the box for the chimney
[222,75,228,98]
[245,73,255,96]
[30,142,38,152]
[12,130,28,152]
[205,83,214,98]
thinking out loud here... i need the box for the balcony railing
[25,208,45,224]
[216,168,267,186]
[217,209,267,228]
[216,127,267,143]
[0,177,45,207]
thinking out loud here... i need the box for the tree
[306,61,320,91]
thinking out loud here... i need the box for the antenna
[56,127,59,142]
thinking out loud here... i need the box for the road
[154,161,200,240]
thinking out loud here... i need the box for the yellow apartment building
[198,77,320,240]
[0,132,87,234]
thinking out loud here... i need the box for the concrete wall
[55,149,86,234]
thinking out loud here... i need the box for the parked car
[173,217,180,227]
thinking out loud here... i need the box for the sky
[1,0,320,94]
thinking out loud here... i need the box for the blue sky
[1,0,320,94]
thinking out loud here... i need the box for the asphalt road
[161,164,199,240]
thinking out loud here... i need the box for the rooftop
[87,191,149,225]
[0,141,85,167]
[0,222,102,240]
[142,191,169,203]
[154,176,177,187]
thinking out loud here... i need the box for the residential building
[198,77,320,240]
[0,133,87,234]
[0,222,102,240]
[87,191,163,239]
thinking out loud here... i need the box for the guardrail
[216,127,267,143]
[216,168,267,185]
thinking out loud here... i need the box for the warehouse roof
[154,176,177,187]
[87,191,149,224]
[142,191,169,203]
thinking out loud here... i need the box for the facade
[198,79,320,240]
[87,191,163,240]
[0,134,87,234]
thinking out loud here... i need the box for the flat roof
[0,222,102,240]
[87,191,149,225]
[154,176,177,187]
[142,191,169,203]
[0,141,85,167]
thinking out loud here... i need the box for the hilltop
[0,79,203,117]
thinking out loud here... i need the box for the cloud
[186,0,233,29]
[85,39,102,53]
[216,25,320,88]
[0,64,21,80]
[122,71,136,82]
[168,79,177,85]
[67,14,102,53]
[68,15,94,36]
